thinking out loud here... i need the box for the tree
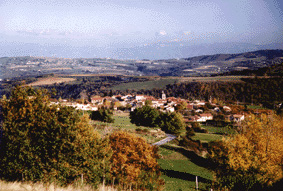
[130,105,160,127]
[90,107,114,123]
[208,114,283,190]
[145,99,152,106]
[108,131,164,190]
[175,100,187,114]
[0,86,111,186]
[159,112,186,135]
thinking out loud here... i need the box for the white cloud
[159,30,167,36]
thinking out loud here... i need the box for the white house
[135,95,145,101]
[199,113,213,121]
[223,106,232,112]
[91,96,104,105]
[232,114,245,122]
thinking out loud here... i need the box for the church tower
[162,91,166,100]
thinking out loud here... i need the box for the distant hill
[219,62,283,76]
[144,49,283,76]
[0,49,282,78]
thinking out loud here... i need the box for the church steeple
[162,91,166,100]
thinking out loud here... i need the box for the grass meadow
[109,78,177,91]
[158,144,213,191]
[92,113,226,191]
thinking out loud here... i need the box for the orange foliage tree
[108,131,164,190]
[208,114,283,190]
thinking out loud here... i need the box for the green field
[110,78,178,91]
[202,125,237,135]
[91,113,164,144]
[158,144,213,191]
[91,114,223,191]
[191,133,223,143]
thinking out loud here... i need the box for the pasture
[26,77,76,86]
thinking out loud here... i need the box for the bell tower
[162,91,166,100]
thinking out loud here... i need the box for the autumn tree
[0,86,111,186]
[208,114,283,190]
[108,131,164,190]
[175,100,187,114]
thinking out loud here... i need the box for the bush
[191,122,208,133]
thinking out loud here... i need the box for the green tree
[130,105,160,127]
[145,99,152,106]
[0,86,111,186]
[175,100,187,114]
[90,107,114,123]
[159,112,186,135]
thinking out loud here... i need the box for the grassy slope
[109,76,248,91]
[158,144,213,191]
[25,77,76,86]
[93,113,225,191]
[110,78,177,91]
[92,113,164,144]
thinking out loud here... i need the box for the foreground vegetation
[1,85,283,191]
[208,114,283,190]
[0,180,116,191]
[0,86,163,190]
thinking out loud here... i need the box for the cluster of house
[51,91,245,124]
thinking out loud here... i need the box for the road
[152,134,177,146]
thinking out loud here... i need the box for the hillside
[0,49,282,79]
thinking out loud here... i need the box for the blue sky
[0,0,282,58]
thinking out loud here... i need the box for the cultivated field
[26,77,76,86]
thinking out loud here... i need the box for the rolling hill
[0,49,282,79]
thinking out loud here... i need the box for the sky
[0,0,283,59]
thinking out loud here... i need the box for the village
[51,91,247,126]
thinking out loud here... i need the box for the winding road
[152,134,177,146]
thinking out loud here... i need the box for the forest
[1,75,282,110]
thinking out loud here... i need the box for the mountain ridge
[1,49,282,78]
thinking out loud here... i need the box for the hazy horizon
[1,0,283,59]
